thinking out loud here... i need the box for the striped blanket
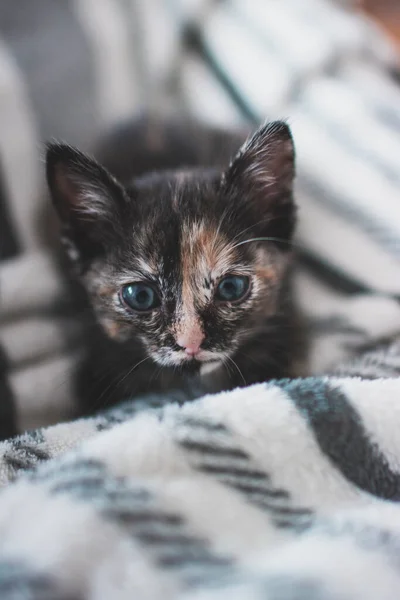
[1,0,400,598]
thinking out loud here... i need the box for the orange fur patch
[180,221,234,305]
[255,266,277,281]
[102,319,122,339]
[177,220,241,343]
[97,285,116,298]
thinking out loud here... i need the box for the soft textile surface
[0,0,400,598]
[2,355,400,599]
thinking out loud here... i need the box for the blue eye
[215,275,250,303]
[120,283,160,312]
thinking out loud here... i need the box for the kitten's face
[46,121,296,372]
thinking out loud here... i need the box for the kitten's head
[46,121,296,371]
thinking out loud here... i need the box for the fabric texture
[0,0,400,598]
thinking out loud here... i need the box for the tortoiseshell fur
[47,117,304,415]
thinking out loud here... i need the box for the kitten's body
[47,117,304,415]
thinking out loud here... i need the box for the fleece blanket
[1,0,400,598]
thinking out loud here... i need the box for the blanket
[3,365,400,599]
[1,0,400,598]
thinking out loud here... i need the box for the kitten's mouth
[156,349,222,369]
[178,349,219,364]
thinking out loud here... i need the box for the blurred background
[1,0,400,433]
[0,0,398,259]
[364,0,400,47]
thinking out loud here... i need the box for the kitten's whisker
[147,364,163,389]
[231,236,298,251]
[94,355,152,410]
[230,217,275,245]
[230,211,299,247]
[76,359,124,414]
[119,356,152,388]
[92,373,124,411]
[224,354,246,385]
[221,356,233,381]
[212,204,234,250]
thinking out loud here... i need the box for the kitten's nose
[176,333,205,357]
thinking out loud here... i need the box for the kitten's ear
[46,143,128,264]
[222,121,296,241]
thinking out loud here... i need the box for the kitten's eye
[120,283,160,312]
[215,275,250,303]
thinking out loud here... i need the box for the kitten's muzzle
[178,348,220,364]
[168,345,219,365]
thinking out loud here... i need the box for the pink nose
[176,335,204,357]
[183,344,201,356]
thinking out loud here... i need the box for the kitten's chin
[199,360,222,376]
[176,358,222,376]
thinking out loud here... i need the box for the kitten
[46,117,301,414]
